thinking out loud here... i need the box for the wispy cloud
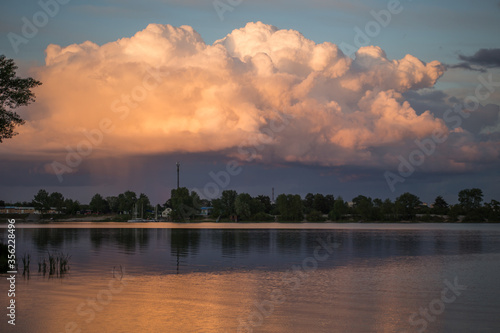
[458,48,500,68]
[446,62,486,73]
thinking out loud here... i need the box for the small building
[0,206,64,214]
[162,208,172,218]
[200,207,213,216]
[0,206,38,214]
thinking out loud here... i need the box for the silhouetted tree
[458,188,484,222]
[255,195,272,214]
[33,189,50,216]
[220,190,237,217]
[458,188,483,210]
[485,200,500,222]
[49,192,65,212]
[198,198,211,208]
[431,196,449,215]
[395,192,421,220]
[137,193,152,216]
[448,204,462,222]
[64,198,80,215]
[381,198,395,221]
[306,210,325,222]
[303,193,314,214]
[302,193,334,214]
[324,194,335,214]
[313,193,327,214]
[329,196,349,221]
[170,187,196,221]
[117,190,137,214]
[106,196,119,213]
[0,55,42,142]
[235,193,253,220]
[89,193,109,214]
[372,198,384,221]
[277,194,303,221]
[352,195,373,220]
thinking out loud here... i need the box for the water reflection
[171,229,200,257]
[4,228,494,274]
[221,230,251,257]
[277,231,303,255]
[395,232,422,256]
[31,228,80,249]
[0,225,499,333]
[113,228,149,253]
[434,230,447,254]
[459,230,483,254]
[171,229,200,274]
[90,228,109,249]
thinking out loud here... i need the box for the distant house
[162,208,172,218]
[47,207,63,214]
[0,206,65,214]
[0,206,38,214]
[200,207,213,216]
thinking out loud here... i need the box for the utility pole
[176,162,180,189]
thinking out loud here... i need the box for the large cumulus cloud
[3,21,485,173]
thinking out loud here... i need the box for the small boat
[127,218,147,222]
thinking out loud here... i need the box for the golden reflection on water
[14,270,264,333]
[6,254,486,333]
[3,224,499,333]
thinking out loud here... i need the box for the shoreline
[2,221,500,230]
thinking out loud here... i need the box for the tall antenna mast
[176,162,180,189]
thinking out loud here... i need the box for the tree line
[1,190,155,219]
[2,187,498,222]
[198,188,498,222]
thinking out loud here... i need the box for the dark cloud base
[1,152,499,206]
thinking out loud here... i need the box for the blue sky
[2,0,499,64]
[0,0,499,205]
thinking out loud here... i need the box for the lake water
[1,223,500,332]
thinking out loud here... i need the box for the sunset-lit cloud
[0,0,498,206]
[0,19,499,204]
[1,22,468,172]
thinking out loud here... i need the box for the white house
[162,208,172,218]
